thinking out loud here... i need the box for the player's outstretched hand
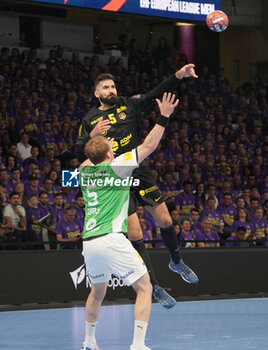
[156,92,179,118]
[90,117,111,138]
[175,63,198,80]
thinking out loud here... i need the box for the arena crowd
[0,39,267,249]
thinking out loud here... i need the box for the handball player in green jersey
[76,64,199,310]
[79,93,178,350]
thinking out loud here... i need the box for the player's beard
[99,94,119,106]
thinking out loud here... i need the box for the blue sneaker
[153,284,176,309]
[169,259,199,284]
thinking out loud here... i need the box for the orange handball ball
[206,10,229,32]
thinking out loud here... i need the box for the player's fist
[89,117,111,138]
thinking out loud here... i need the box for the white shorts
[82,233,147,286]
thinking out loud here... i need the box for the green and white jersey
[79,149,139,239]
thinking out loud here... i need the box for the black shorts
[128,160,165,216]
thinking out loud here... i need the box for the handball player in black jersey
[76,64,199,308]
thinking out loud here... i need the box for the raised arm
[139,64,198,105]
[137,92,179,163]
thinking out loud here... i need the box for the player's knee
[140,274,152,295]
[158,216,173,228]
[128,228,143,241]
[91,287,106,301]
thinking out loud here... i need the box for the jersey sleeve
[75,117,92,163]
[135,75,179,110]
[111,148,138,178]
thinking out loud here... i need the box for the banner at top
[28,0,221,21]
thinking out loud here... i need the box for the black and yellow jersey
[76,74,179,162]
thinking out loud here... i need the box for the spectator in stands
[16,133,32,160]
[170,209,180,226]
[235,196,246,212]
[200,197,224,236]
[39,120,57,153]
[224,226,249,247]
[139,216,153,248]
[194,182,206,212]
[190,208,200,234]
[14,182,27,209]
[159,172,178,210]
[8,168,21,192]
[40,162,52,183]
[195,217,220,248]
[47,169,61,194]
[56,122,74,153]
[24,174,40,197]
[205,184,219,207]
[21,159,38,180]
[231,208,254,239]
[17,108,39,142]
[218,192,236,238]
[179,218,196,248]
[75,192,85,226]
[50,192,64,223]
[26,194,43,243]
[23,145,41,169]
[3,192,26,243]
[41,178,54,205]
[62,187,76,208]
[55,207,82,249]
[0,183,8,208]
[248,197,261,218]
[252,207,268,245]
[175,181,195,218]
[242,187,251,208]
[5,155,17,176]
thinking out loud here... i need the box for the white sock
[84,321,97,345]
[132,320,148,349]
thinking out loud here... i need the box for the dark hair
[181,218,191,225]
[94,73,115,88]
[39,190,48,197]
[237,226,246,233]
[76,192,83,200]
[29,194,38,200]
[234,208,251,222]
[10,191,20,198]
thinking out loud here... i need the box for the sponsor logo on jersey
[62,169,80,187]
[116,105,127,113]
[112,141,119,151]
[118,112,126,120]
[123,151,132,161]
[120,133,132,146]
[154,195,162,202]
[139,185,158,196]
